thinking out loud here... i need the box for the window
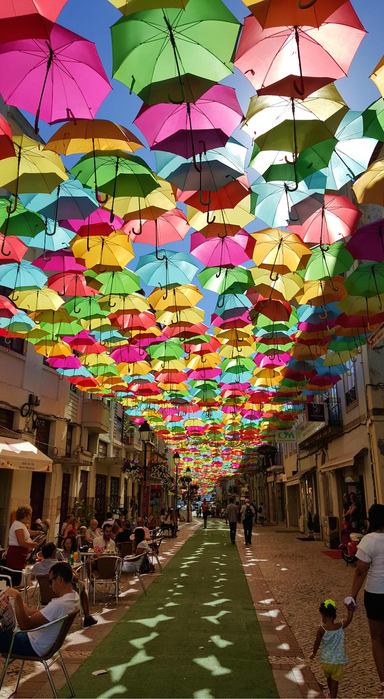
[344,359,357,408]
[0,335,25,355]
[65,425,73,457]
[98,441,108,457]
[35,419,51,456]
[0,408,13,431]
[115,414,123,442]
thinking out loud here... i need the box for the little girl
[310,599,354,698]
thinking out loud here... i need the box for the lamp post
[139,420,152,521]
[173,451,180,531]
[184,466,192,523]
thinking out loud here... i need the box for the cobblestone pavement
[247,524,377,699]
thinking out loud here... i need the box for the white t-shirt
[28,591,79,656]
[8,521,31,547]
[93,535,116,552]
[356,532,384,594]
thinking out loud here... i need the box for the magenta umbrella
[190,230,251,269]
[289,194,361,246]
[345,218,384,263]
[110,345,148,363]
[32,249,86,272]
[0,22,111,133]
[123,209,190,248]
[62,208,123,234]
[134,85,243,167]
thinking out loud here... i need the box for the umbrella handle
[285,181,299,192]
[206,211,216,225]
[108,293,116,309]
[155,247,166,262]
[199,190,211,207]
[269,271,279,282]
[319,308,328,320]
[217,294,225,308]
[298,0,318,8]
[192,150,202,173]
[96,188,108,205]
[288,208,299,222]
[129,76,136,95]
[4,334,12,345]
[162,286,169,301]
[6,197,17,214]
[0,234,11,257]
[285,151,298,165]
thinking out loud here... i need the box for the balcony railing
[327,398,343,427]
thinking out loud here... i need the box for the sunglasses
[48,576,58,586]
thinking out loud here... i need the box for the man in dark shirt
[115,521,132,544]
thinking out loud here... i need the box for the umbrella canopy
[177,175,250,213]
[370,54,384,100]
[250,267,304,301]
[20,177,98,222]
[198,266,253,295]
[134,85,243,160]
[353,160,384,206]
[250,176,325,228]
[148,285,203,311]
[346,218,384,263]
[289,194,361,245]
[235,5,365,99]
[111,0,241,105]
[251,228,312,276]
[0,23,111,133]
[0,260,47,290]
[123,209,190,245]
[70,231,134,271]
[190,231,251,268]
[303,243,354,281]
[244,0,348,29]
[44,119,143,155]
[0,135,68,199]
[109,0,190,15]
[135,250,198,288]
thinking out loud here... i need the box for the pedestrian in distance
[310,599,354,698]
[241,498,255,545]
[202,499,209,529]
[349,503,384,698]
[258,502,266,526]
[225,497,238,545]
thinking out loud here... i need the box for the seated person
[77,526,92,549]
[31,543,96,627]
[101,512,115,529]
[87,519,102,542]
[130,517,150,542]
[57,536,77,562]
[0,562,79,657]
[115,521,132,545]
[122,529,150,572]
[93,523,116,553]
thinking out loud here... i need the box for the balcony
[82,399,110,434]
[298,399,343,449]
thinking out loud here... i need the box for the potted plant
[313,513,321,540]
[307,511,314,538]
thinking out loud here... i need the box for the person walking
[310,599,354,698]
[349,503,384,698]
[202,499,209,529]
[241,498,255,545]
[225,497,238,544]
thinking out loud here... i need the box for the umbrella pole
[92,139,108,205]
[42,219,52,262]
[155,220,166,261]
[131,198,143,236]
[109,157,120,223]
[162,11,186,104]
[34,43,55,135]
[7,145,22,214]
[0,207,12,257]
[186,103,201,173]
[293,27,305,97]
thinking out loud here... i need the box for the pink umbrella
[110,345,148,363]
[190,230,251,268]
[187,368,222,380]
[0,1,67,22]
[123,209,190,247]
[63,208,123,235]
[134,85,243,166]
[345,218,384,262]
[211,310,250,328]
[47,355,81,369]
[289,194,361,245]
[254,352,292,368]
[32,249,86,273]
[0,22,111,133]
[235,3,365,98]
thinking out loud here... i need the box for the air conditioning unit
[323,516,339,549]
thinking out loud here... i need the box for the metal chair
[148,536,163,572]
[90,556,121,604]
[119,541,133,558]
[36,575,55,608]
[0,609,79,699]
[122,552,147,594]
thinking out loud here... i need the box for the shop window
[98,440,108,457]
[344,360,357,408]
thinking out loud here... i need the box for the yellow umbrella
[187,198,254,236]
[290,343,328,361]
[214,327,254,340]
[70,231,134,271]
[156,307,205,326]
[118,178,177,221]
[370,55,384,98]
[186,354,221,370]
[97,293,150,313]
[251,228,312,276]
[80,352,115,367]
[151,358,186,372]
[249,267,304,301]
[353,160,384,206]
[218,342,256,358]
[108,0,189,15]
[296,277,347,307]
[123,361,152,376]
[34,340,72,358]
[0,135,68,201]
[44,119,143,156]
[148,284,203,311]
[13,288,64,312]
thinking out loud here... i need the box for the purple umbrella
[0,22,111,133]
[134,85,243,168]
[190,230,251,269]
[345,218,384,262]
[32,249,86,272]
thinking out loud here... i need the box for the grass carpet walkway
[63,521,277,698]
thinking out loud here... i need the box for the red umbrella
[177,174,251,213]
[0,0,67,21]
[248,294,292,322]
[0,2,68,43]
[123,209,190,247]
[33,249,86,273]
[0,234,27,264]
[235,4,366,98]
[110,311,156,332]
[0,295,18,318]
[47,272,98,297]
[0,115,15,160]
[289,194,361,245]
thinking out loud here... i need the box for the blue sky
[25,0,384,325]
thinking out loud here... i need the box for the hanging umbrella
[111,178,176,223]
[289,194,361,246]
[70,231,135,272]
[353,160,384,206]
[123,209,190,246]
[44,119,143,156]
[297,277,347,308]
[20,177,98,223]
[235,5,365,99]
[187,199,254,238]
[47,272,97,297]
[343,262,384,311]
[134,85,243,164]
[0,0,67,22]
[251,228,311,277]
[243,0,349,29]
[250,176,325,228]
[190,231,251,269]
[0,235,28,264]
[0,260,47,291]
[198,266,253,295]
[177,175,251,213]
[33,249,86,273]
[345,218,384,263]
[250,267,304,301]
[111,0,241,105]
[0,198,45,243]
[135,250,198,290]
[303,243,354,281]
[94,269,141,297]
[0,23,111,134]
[13,288,64,312]
[148,284,203,311]
[109,0,190,15]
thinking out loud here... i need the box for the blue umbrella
[0,260,47,290]
[19,219,73,252]
[135,250,198,290]
[250,174,325,228]
[20,177,98,222]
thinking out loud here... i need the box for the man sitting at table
[115,520,132,544]
[93,523,116,552]
[31,543,97,627]
[87,519,102,541]
[130,517,150,542]
[0,562,79,657]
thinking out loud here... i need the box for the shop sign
[297,420,325,443]
[275,429,297,443]
[306,403,325,422]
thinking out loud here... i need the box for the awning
[286,465,315,487]
[0,438,52,472]
[319,448,367,474]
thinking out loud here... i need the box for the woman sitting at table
[57,536,77,563]
[77,526,92,549]
[6,505,39,585]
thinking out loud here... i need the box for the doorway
[95,474,107,525]
[30,472,46,522]
[110,476,119,513]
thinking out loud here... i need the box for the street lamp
[173,451,180,530]
[183,466,192,523]
[139,420,152,520]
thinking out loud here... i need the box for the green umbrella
[304,243,354,281]
[111,0,241,105]
[64,297,110,319]
[0,197,45,238]
[259,139,338,183]
[71,151,159,220]
[362,98,384,141]
[220,356,255,373]
[198,266,253,295]
[39,319,84,338]
[148,340,185,360]
[96,269,141,296]
[343,261,384,309]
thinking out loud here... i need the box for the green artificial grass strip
[61,521,277,698]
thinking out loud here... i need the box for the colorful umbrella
[289,194,361,246]
[135,250,198,290]
[345,218,384,263]
[123,209,190,246]
[190,231,251,269]
[70,231,134,272]
[244,0,348,29]
[251,228,311,276]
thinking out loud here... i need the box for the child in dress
[310,599,354,698]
